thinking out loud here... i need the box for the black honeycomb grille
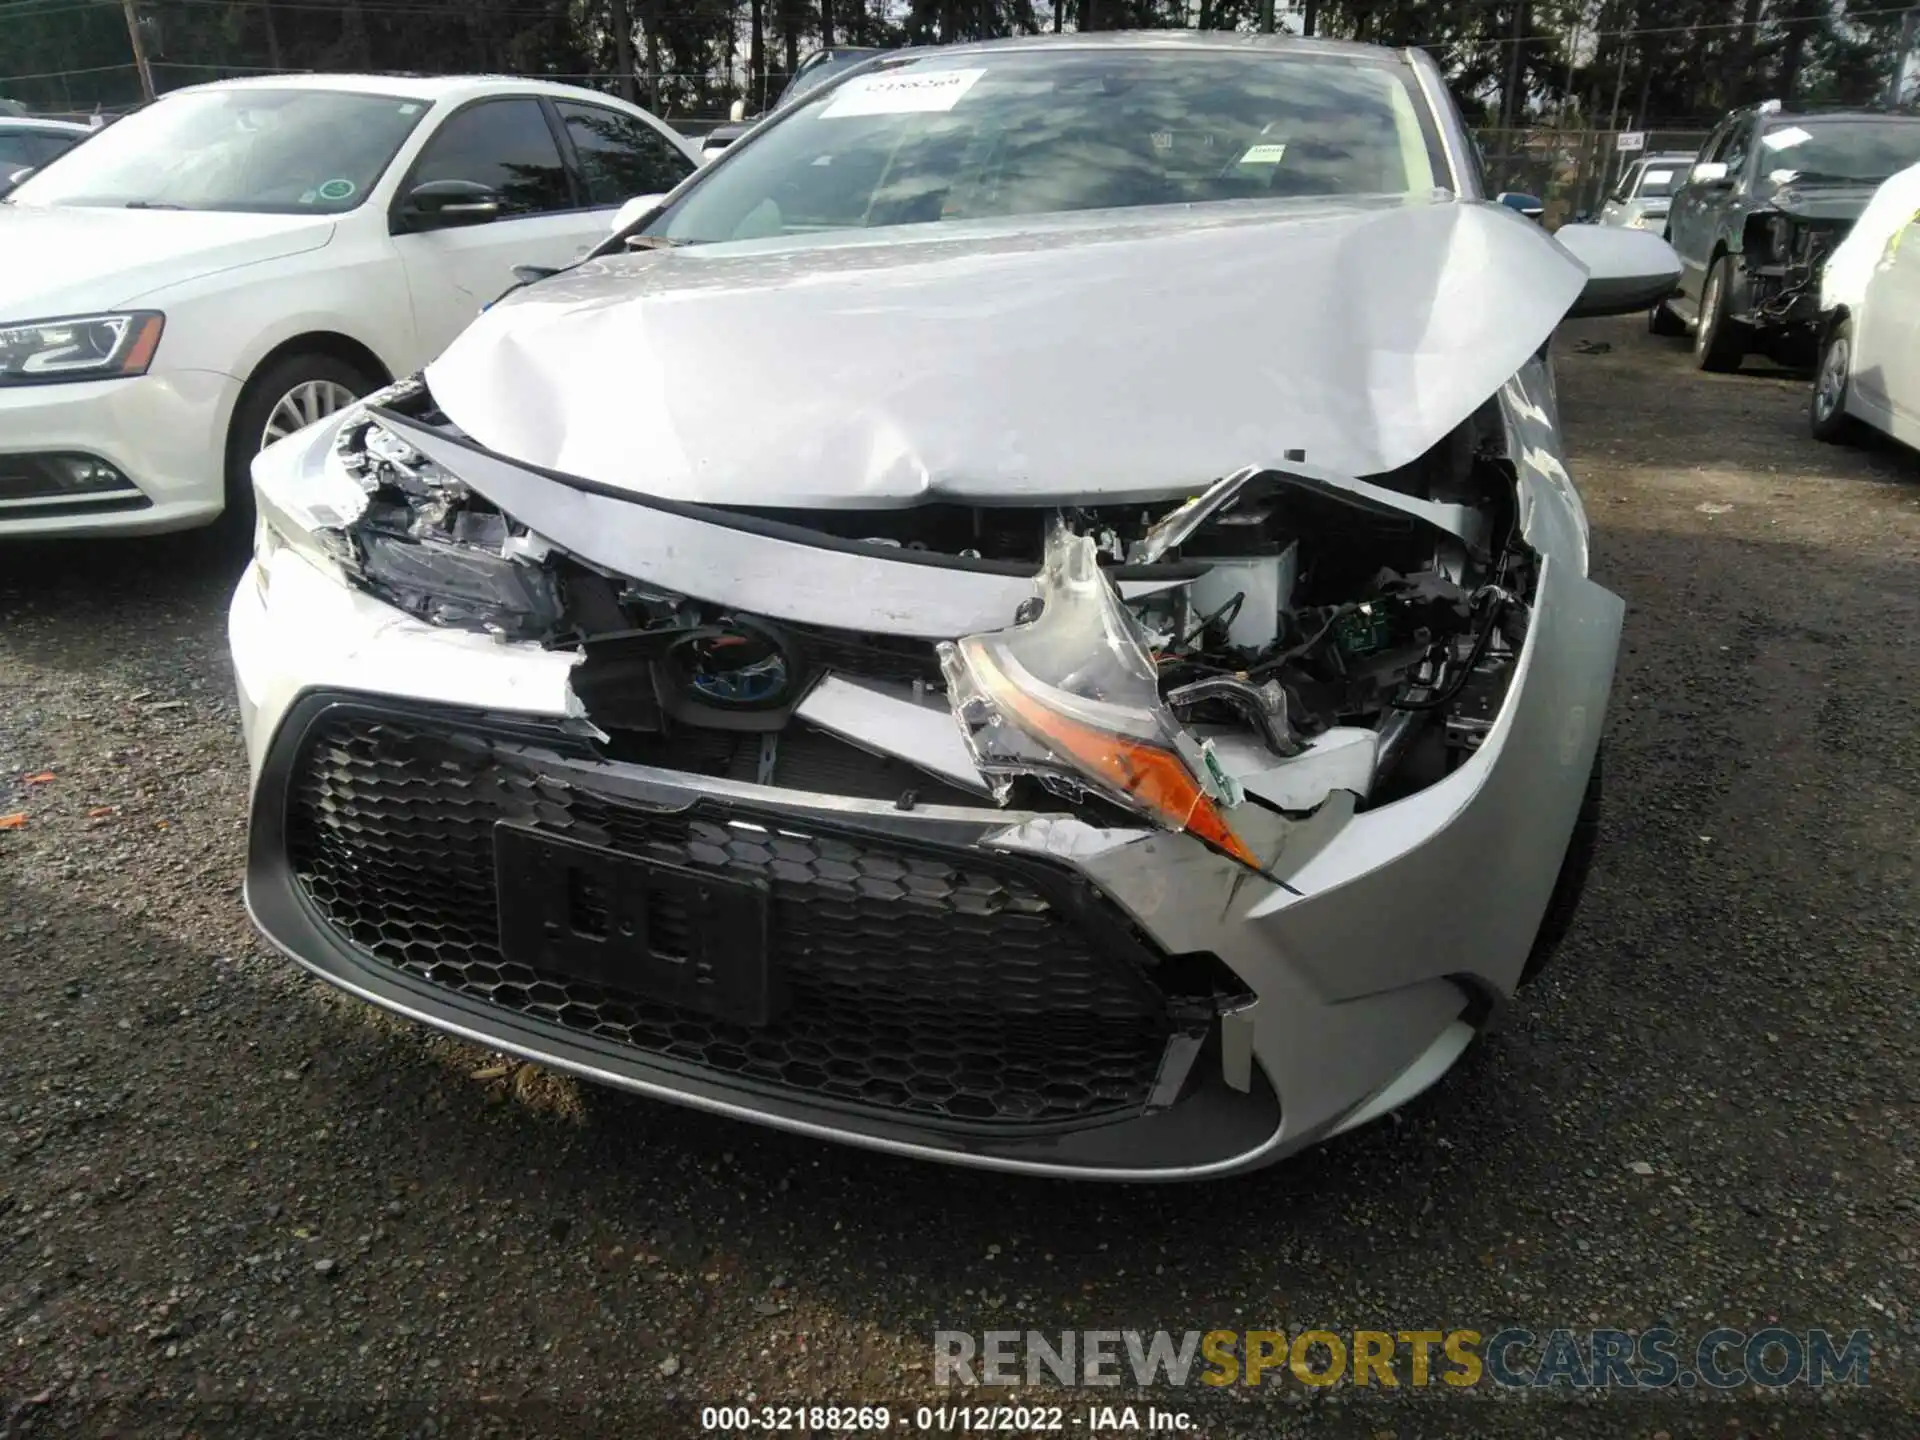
[284,710,1176,1129]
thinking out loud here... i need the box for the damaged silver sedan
[230,33,1680,1178]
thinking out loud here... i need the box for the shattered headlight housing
[939,521,1259,868]
[252,377,561,639]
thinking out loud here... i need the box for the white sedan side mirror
[608,193,666,235]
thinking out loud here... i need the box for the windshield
[652,49,1442,246]
[1635,162,1684,198]
[781,51,880,105]
[8,88,428,212]
[1758,119,1920,187]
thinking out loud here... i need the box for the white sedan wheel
[260,378,359,452]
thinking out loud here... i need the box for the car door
[1666,124,1724,282]
[388,96,595,364]
[552,99,696,213]
[1695,120,1753,290]
[1857,207,1920,437]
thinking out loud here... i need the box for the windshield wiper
[124,200,187,210]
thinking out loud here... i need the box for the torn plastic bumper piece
[938,521,1259,869]
[1126,457,1490,564]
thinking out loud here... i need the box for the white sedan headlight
[0,312,165,385]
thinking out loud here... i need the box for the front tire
[1693,256,1748,373]
[1810,318,1865,444]
[223,352,375,531]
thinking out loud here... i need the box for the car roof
[162,72,650,108]
[887,28,1413,64]
[0,117,90,134]
[1737,104,1920,126]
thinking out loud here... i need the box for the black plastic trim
[0,493,151,521]
[245,689,1281,1172]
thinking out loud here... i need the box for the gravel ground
[2,316,1917,1439]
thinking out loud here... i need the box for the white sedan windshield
[655,48,1443,245]
[9,88,428,213]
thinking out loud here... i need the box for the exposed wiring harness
[1388,585,1515,713]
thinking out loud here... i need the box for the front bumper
[1742,280,1824,332]
[0,369,239,536]
[231,519,1624,1177]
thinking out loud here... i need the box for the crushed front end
[231,373,1622,1178]
[1740,205,1853,352]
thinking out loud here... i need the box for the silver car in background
[233,33,1679,1178]
[1598,151,1698,231]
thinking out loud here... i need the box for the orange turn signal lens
[963,641,1260,869]
[119,313,165,374]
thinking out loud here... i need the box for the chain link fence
[1474,128,1713,226]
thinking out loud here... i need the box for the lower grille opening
[0,452,142,504]
[283,708,1181,1131]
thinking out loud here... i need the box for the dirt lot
[2,316,1917,1439]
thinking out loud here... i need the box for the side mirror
[0,164,32,197]
[1691,161,1731,187]
[729,99,747,123]
[1496,191,1547,221]
[608,192,665,234]
[1554,224,1683,318]
[399,178,501,231]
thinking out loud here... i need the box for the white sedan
[1812,157,1920,448]
[0,74,696,536]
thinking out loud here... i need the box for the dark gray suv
[1655,103,1920,371]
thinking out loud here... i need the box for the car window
[409,99,572,216]
[0,131,78,169]
[7,89,426,212]
[1695,121,1733,176]
[1635,163,1681,198]
[1718,119,1753,180]
[556,102,691,206]
[655,49,1444,246]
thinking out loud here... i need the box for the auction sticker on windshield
[819,68,985,118]
[1762,125,1813,151]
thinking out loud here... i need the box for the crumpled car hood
[425,195,1585,507]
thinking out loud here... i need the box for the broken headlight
[252,379,561,640]
[939,520,1259,869]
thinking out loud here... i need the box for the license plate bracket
[494,823,774,1026]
